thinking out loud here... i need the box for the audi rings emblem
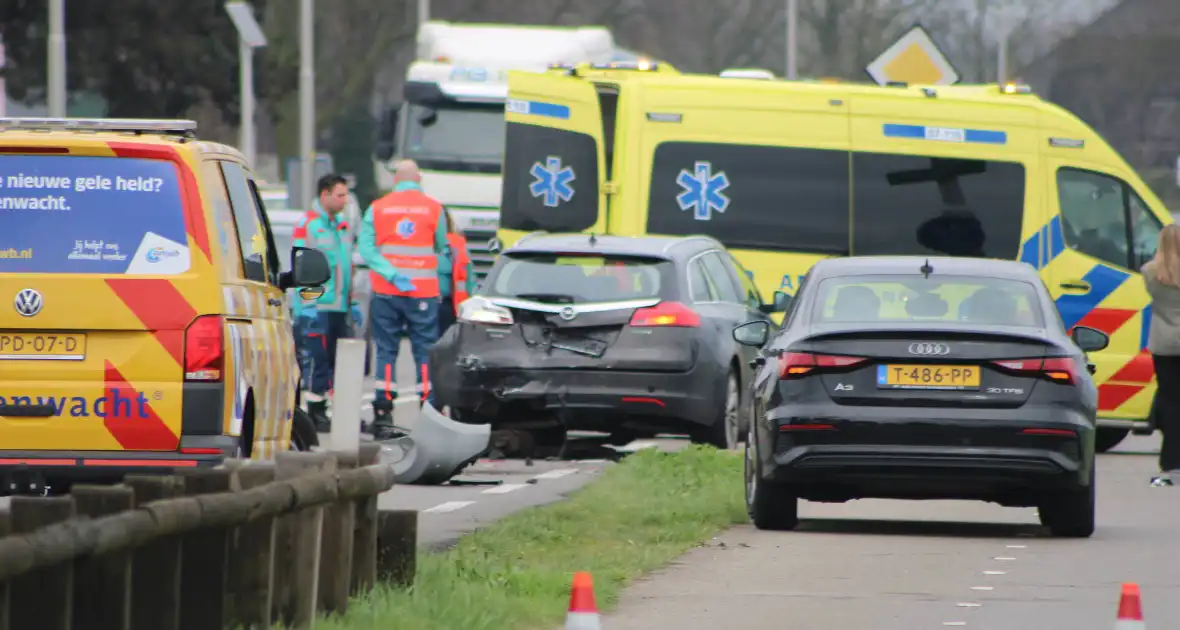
[559,306,577,321]
[908,342,950,356]
[13,288,42,317]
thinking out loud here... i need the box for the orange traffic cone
[564,571,602,630]
[1116,583,1146,629]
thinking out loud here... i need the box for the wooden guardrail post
[178,468,237,630]
[9,496,77,630]
[377,509,418,588]
[123,475,185,630]
[224,462,277,630]
[350,443,382,596]
[71,485,136,630]
[273,451,336,628]
[0,508,12,630]
[319,451,358,616]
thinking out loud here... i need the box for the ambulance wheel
[1095,427,1129,453]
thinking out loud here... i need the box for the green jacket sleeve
[435,212,452,279]
[357,205,403,282]
[465,260,478,295]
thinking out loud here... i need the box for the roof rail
[0,117,198,137]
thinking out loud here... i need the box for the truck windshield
[403,103,505,174]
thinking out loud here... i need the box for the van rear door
[499,69,608,248]
[0,148,200,451]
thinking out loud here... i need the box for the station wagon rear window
[486,253,670,304]
[0,155,190,275]
[812,275,1044,328]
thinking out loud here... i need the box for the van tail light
[777,352,869,379]
[184,315,224,382]
[629,301,700,327]
[990,357,1077,385]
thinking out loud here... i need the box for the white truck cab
[374,21,616,281]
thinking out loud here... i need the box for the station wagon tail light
[990,357,1077,385]
[777,352,869,379]
[458,296,513,325]
[184,315,224,381]
[629,301,700,327]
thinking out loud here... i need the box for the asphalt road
[603,433,1175,629]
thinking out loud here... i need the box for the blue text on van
[0,391,151,418]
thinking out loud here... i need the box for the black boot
[307,400,331,433]
[370,397,398,440]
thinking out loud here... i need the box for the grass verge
[321,445,746,630]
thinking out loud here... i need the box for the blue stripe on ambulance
[1055,265,1130,330]
[506,99,571,120]
[1140,304,1152,350]
[1019,216,1066,270]
[882,123,1008,145]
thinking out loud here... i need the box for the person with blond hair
[1141,223,1180,486]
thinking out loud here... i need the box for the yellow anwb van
[497,63,1171,452]
[0,118,329,493]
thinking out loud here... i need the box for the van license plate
[0,333,86,360]
[877,364,979,390]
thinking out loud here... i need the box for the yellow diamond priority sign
[865,25,959,86]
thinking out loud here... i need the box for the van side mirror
[759,290,792,314]
[281,246,331,290]
[1071,325,1109,353]
[733,320,771,347]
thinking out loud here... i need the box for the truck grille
[462,228,498,285]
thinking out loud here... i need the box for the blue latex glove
[297,305,318,320]
[390,273,416,293]
[349,303,363,328]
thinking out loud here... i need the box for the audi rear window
[812,275,1044,328]
[0,155,190,275]
[486,253,672,304]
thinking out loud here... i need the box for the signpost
[299,0,316,209]
[225,1,267,167]
[865,25,959,87]
[47,0,66,117]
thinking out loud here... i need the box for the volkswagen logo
[14,288,42,317]
[908,342,950,356]
[559,306,577,321]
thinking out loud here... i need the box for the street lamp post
[299,0,315,207]
[785,0,798,80]
[47,0,66,117]
[225,1,267,168]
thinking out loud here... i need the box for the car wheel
[746,418,799,531]
[694,370,741,450]
[1094,427,1129,453]
[290,406,320,452]
[1038,466,1095,538]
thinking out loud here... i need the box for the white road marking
[1005,544,1027,549]
[982,570,1006,575]
[423,501,475,514]
[942,622,967,627]
[956,603,982,608]
[482,483,529,495]
[993,556,1016,561]
[533,468,578,480]
[970,586,994,591]
[615,440,661,452]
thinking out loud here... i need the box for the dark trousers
[1152,354,1180,471]
[438,296,457,336]
[371,294,439,409]
[303,311,352,396]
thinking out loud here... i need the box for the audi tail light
[629,302,701,327]
[990,357,1079,385]
[777,352,869,380]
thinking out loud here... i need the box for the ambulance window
[851,153,1026,259]
[500,123,600,233]
[646,142,850,253]
[1056,168,1138,269]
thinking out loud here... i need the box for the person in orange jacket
[438,209,476,335]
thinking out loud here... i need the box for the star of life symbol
[529,156,576,207]
[676,161,731,221]
[395,218,416,238]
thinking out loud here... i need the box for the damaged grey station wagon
[428,233,792,452]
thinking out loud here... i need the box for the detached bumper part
[382,401,491,485]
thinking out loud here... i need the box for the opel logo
[559,306,577,321]
[908,342,950,356]
[14,288,42,317]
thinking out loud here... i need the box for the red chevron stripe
[1097,383,1143,412]
[1109,350,1155,383]
[104,361,178,450]
[1073,307,1136,335]
[105,279,196,364]
[106,141,211,262]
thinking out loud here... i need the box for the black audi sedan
[429,232,790,451]
[734,256,1107,538]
